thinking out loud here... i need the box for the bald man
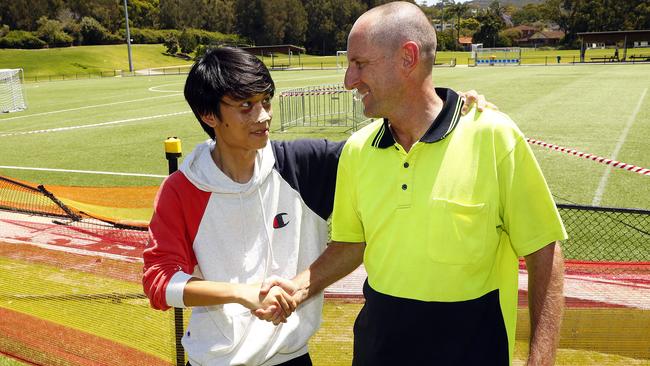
[257,2,566,365]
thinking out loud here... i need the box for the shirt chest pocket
[426,199,490,265]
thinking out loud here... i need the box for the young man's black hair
[184,47,275,140]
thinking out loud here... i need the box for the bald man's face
[344,26,403,119]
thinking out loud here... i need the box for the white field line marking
[592,87,647,206]
[0,94,181,122]
[0,165,166,178]
[0,111,190,137]
[148,83,184,93]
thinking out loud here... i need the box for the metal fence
[558,204,650,262]
[279,84,372,132]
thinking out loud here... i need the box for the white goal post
[336,50,348,70]
[0,69,27,113]
[474,47,522,66]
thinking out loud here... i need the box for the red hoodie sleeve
[142,172,210,310]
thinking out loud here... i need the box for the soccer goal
[336,51,348,71]
[474,47,521,66]
[0,68,27,113]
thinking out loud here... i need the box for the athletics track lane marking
[592,87,648,205]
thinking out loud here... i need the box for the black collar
[372,88,464,149]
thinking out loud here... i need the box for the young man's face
[209,93,273,152]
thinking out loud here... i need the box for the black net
[558,204,650,262]
[1,174,648,365]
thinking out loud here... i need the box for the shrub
[195,44,219,60]
[0,30,46,49]
[36,17,73,47]
[119,28,171,44]
[164,33,179,54]
[178,29,198,54]
[79,16,120,45]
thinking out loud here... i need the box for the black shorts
[186,352,312,366]
[352,280,509,366]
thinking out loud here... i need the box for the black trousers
[186,352,312,366]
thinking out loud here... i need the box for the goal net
[474,47,521,66]
[0,68,27,113]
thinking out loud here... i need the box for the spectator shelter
[578,30,650,62]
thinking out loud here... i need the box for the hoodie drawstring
[257,188,276,283]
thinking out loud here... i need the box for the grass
[1,47,649,365]
[1,64,648,211]
[0,357,26,366]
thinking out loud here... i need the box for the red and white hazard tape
[527,138,650,176]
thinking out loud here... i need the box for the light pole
[123,0,134,72]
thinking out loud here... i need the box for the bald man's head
[351,1,437,69]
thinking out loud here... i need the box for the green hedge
[0,30,46,49]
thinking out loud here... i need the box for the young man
[143,47,343,366]
[257,2,567,366]
[143,46,490,366]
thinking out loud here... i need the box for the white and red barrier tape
[527,138,650,176]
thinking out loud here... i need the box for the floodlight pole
[164,137,184,366]
[123,0,134,72]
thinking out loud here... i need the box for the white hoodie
[143,139,344,366]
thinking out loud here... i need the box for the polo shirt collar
[372,88,464,149]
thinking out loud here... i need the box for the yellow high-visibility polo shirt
[331,88,567,361]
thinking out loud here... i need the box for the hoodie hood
[179,140,275,195]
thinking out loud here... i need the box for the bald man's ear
[401,41,420,74]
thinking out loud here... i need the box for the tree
[79,16,112,45]
[0,0,63,31]
[128,0,160,29]
[448,3,469,50]
[304,0,366,55]
[473,2,505,48]
[203,0,236,33]
[159,0,181,29]
[512,4,545,25]
[67,0,122,33]
[36,16,73,47]
[460,18,480,33]
[284,0,308,45]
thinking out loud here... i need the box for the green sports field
[1,63,649,365]
[1,63,648,212]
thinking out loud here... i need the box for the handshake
[242,275,304,325]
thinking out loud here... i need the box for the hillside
[0,44,188,77]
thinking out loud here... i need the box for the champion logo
[273,213,290,229]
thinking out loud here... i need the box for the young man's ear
[202,114,219,128]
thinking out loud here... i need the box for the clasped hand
[244,275,299,325]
